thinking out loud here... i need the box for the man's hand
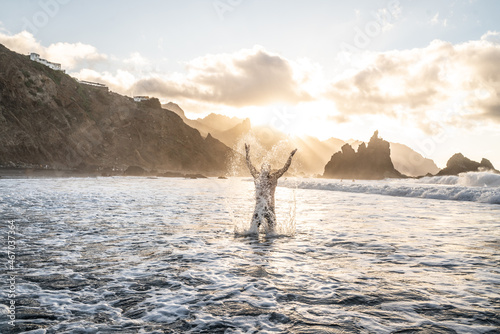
[291,148,298,157]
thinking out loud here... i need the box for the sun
[232,101,342,140]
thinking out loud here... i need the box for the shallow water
[1,177,499,333]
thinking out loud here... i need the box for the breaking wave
[279,172,500,205]
[416,171,500,187]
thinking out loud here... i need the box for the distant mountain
[162,106,441,177]
[237,126,346,176]
[324,137,346,150]
[346,139,363,148]
[323,131,404,179]
[162,102,209,135]
[0,44,231,173]
[290,136,344,176]
[390,143,440,177]
[163,102,186,119]
[212,119,251,149]
[162,105,252,145]
[196,113,246,133]
[437,153,498,175]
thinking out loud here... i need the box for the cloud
[0,30,107,70]
[0,30,40,55]
[374,4,401,32]
[0,21,8,33]
[429,12,447,27]
[72,46,315,109]
[45,42,107,69]
[2,29,498,132]
[325,36,500,128]
[430,12,439,25]
[124,52,150,67]
[130,46,312,107]
[481,31,500,44]
[70,68,137,95]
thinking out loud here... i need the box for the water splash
[227,133,299,177]
[231,180,297,238]
[416,171,500,187]
[227,134,299,237]
[272,186,297,237]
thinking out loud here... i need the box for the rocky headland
[0,44,232,175]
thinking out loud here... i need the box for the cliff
[437,153,498,175]
[323,131,404,180]
[0,44,231,173]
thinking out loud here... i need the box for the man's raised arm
[245,144,258,178]
[275,149,297,179]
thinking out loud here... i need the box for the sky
[0,0,499,168]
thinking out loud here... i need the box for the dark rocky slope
[0,44,231,173]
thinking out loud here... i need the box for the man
[245,143,297,232]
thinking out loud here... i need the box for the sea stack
[437,153,498,175]
[323,131,404,180]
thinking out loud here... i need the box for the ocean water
[0,174,499,333]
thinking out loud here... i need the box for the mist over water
[0,177,499,333]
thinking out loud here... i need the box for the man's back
[254,171,279,209]
[245,144,297,232]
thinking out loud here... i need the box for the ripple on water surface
[0,177,499,333]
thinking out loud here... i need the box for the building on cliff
[133,96,151,102]
[29,53,65,72]
[78,80,109,92]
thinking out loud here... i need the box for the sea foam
[418,171,500,187]
[279,172,500,205]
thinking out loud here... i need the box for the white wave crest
[417,172,500,187]
[279,172,500,205]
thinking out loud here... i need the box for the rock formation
[323,131,404,179]
[437,153,498,175]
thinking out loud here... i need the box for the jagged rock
[184,173,207,179]
[158,171,184,178]
[480,158,495,170]
[77,163,99,172]
[123,166,146,176]
[323,131,404,180]
[101,167,117,177]
[437,153,498,175]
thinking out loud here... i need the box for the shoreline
[0,168,215,179]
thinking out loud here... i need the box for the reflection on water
[0,177,499,333]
